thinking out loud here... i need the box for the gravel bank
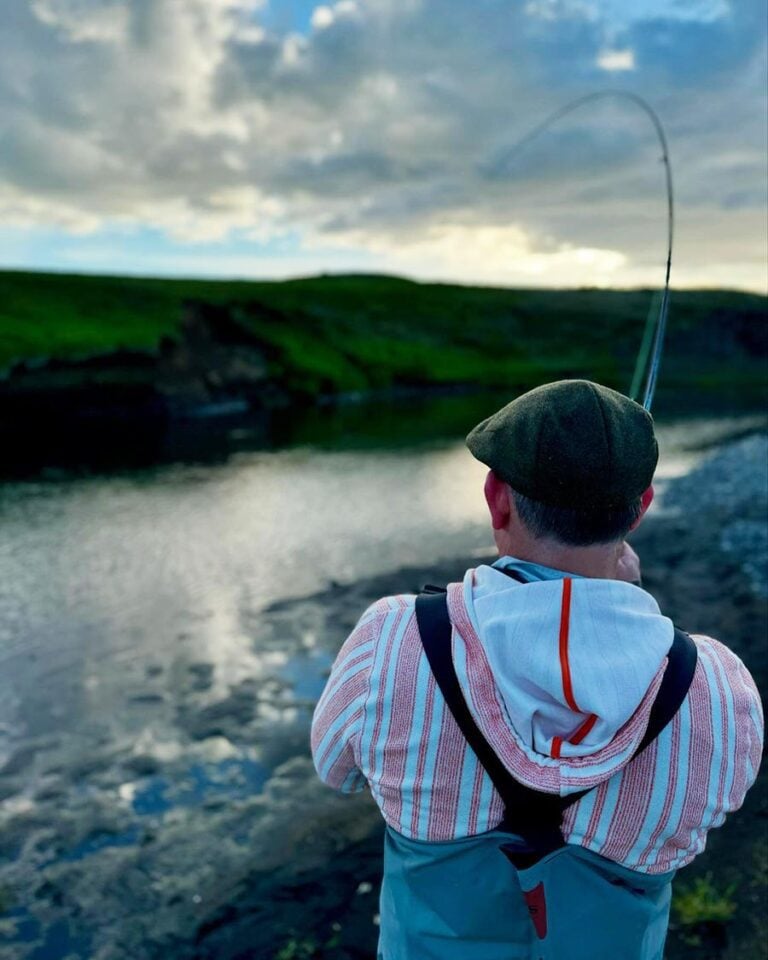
[662,434,768,599]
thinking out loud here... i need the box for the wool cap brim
[466,380,658,508]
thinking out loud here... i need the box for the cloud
[311,2,359,32]
[31,0,129,43]
[0,0,765,289]
[325,221,629,287]
[597,48,635,71]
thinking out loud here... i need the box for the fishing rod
[497,90,674,412]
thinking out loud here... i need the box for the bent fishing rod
[498,90,674,412]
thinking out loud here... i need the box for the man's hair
[511,489,643,547]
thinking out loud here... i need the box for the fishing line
[629,289,661,403]
[497,90,674,411]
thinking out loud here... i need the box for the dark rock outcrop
[0,302,291,475]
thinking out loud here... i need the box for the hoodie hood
[447,560,674,795]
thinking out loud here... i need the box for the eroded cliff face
[1,301,287,423]
[0,301,294,476]
[155,302,281,412]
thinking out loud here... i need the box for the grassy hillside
[1,270,765,397]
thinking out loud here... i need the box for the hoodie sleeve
[310,600,382,793]
[562,632,764,874]
[647,634,763,872]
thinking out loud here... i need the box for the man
[311,380,763,959]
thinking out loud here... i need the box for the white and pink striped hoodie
[311,559,763,873]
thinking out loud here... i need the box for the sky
[0,0,766,290]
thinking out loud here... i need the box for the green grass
[672,872,739,947]
[674,873,738,927]
[274,939,318,960]
[1,269,765,398]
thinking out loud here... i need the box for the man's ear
[484,471,512,531]
[629,485,654,532]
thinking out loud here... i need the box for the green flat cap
[466,380,658,508]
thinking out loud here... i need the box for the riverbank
[1,272,766,479]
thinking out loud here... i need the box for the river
[0,396,765,959]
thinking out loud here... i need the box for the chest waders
[413,573,697,959]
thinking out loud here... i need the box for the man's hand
[616,541,642,585]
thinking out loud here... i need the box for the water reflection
[5,382,764,480]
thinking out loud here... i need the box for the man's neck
[496,536,624,580]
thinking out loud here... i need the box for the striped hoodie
[311,557,763,874]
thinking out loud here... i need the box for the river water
[0,397,765,958]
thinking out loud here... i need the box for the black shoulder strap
[414,589,698,853]
[415,591,572,850]
[415,592,523,804]
[636,626,698,753]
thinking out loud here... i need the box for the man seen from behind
[311,380,763,960]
